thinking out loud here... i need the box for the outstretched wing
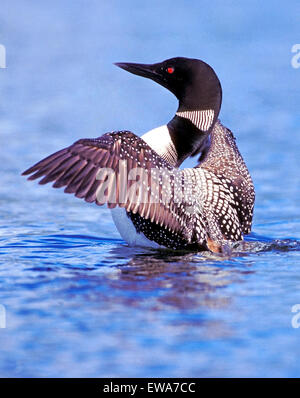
[22,131,195,241]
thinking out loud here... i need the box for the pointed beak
[114,62,163,84]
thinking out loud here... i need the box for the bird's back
[198,120,255,236]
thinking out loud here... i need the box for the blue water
[0,0,300,377]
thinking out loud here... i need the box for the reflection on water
[108,235,299,312]
[0,230,300,377]
[112,248,236,307]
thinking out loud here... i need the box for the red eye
[167,67,174,74]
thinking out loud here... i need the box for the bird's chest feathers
[140,125,178,166]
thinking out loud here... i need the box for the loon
[22,57,255,253]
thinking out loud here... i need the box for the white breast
[141,125,177,165]
[110,207,163,248]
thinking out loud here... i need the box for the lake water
[0,0,299,377]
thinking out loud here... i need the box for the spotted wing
[22,131,194,240]
[189,168,244,243]
[196,121,255,235]
[126,166,244,250]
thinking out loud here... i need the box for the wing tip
[22,167,36,177]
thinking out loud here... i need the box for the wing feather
[23,131,191,239]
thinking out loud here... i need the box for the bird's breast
[110,207,164,248]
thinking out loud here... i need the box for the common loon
[22,57,255,253]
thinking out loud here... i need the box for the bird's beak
[114,62,164,85]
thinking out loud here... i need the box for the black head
[115,57,222,114]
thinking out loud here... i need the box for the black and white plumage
[176,110,215,132]
[22,57,255,253]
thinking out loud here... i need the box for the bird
[22,57,255,253]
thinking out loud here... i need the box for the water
[0,0,300,377]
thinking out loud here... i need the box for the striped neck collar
[175,109,215,132]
